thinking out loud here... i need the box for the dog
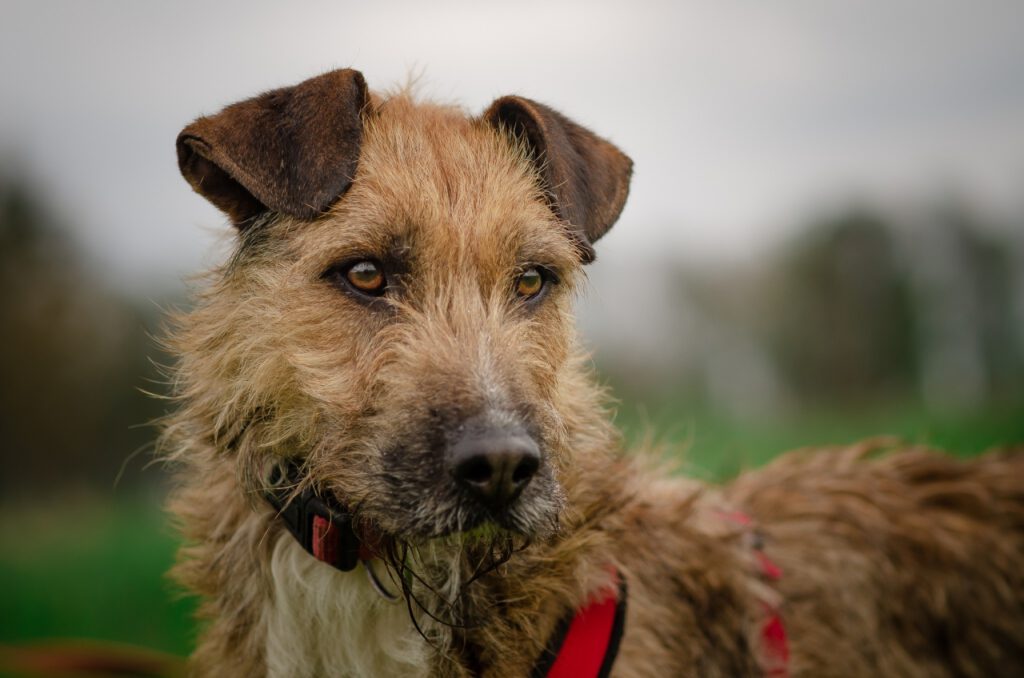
[164,68,1024,677]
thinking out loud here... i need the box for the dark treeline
[0,177,174,496]
[605,202,1024,416]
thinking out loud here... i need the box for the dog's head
[175,69,631,547]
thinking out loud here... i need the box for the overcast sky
[2,1,1023,295]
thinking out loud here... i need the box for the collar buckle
[264,461,361,572]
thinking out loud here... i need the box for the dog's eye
[342,260,387,296]
[515,267,546,299]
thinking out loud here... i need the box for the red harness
[531,511,789,678]
[265,467,787,676]
[719,510,790,677]
[531,568,628,678]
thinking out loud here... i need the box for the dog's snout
[449,432,540,508]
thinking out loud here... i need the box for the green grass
[614,400,1024,481]
[0,500,195,657]
[1,401,1020,658]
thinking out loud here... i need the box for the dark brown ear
[483,96,632,262]
[177,69,369,227]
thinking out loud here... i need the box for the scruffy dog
[165,68,1024,677]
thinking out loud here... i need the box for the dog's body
[165,69,1024,676]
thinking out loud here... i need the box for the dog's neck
[170,415,766,677]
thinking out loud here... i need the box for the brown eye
[345,260,386,295]
[515,267,545,299]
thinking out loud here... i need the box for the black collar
[263,461,361,572]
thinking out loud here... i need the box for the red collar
[531,567,628,678]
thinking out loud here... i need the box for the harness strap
[532,568,628,678]
[720,509,790,678]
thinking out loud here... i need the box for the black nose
[449,432,541,508]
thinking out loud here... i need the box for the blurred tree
[767,209,917,403]
[670,202,1024,411]
[904,202,1022,408]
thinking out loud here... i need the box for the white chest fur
[265,537,433,678]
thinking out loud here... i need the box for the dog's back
[728,442,1024,677]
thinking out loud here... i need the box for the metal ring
[363,559,401,603]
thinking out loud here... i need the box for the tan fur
[164,82,1024,676]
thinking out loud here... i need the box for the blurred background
[2,0,1023,664]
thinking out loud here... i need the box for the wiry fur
[265,538,430,678]
[163,83,1024,676]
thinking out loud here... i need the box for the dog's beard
[343,466,564,636]
[370,528,531,637]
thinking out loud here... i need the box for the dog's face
[176,70,631,547]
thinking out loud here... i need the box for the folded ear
[483,96,632,262]
[177,68,369,228]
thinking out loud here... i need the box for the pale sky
[2,0,1023,296]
